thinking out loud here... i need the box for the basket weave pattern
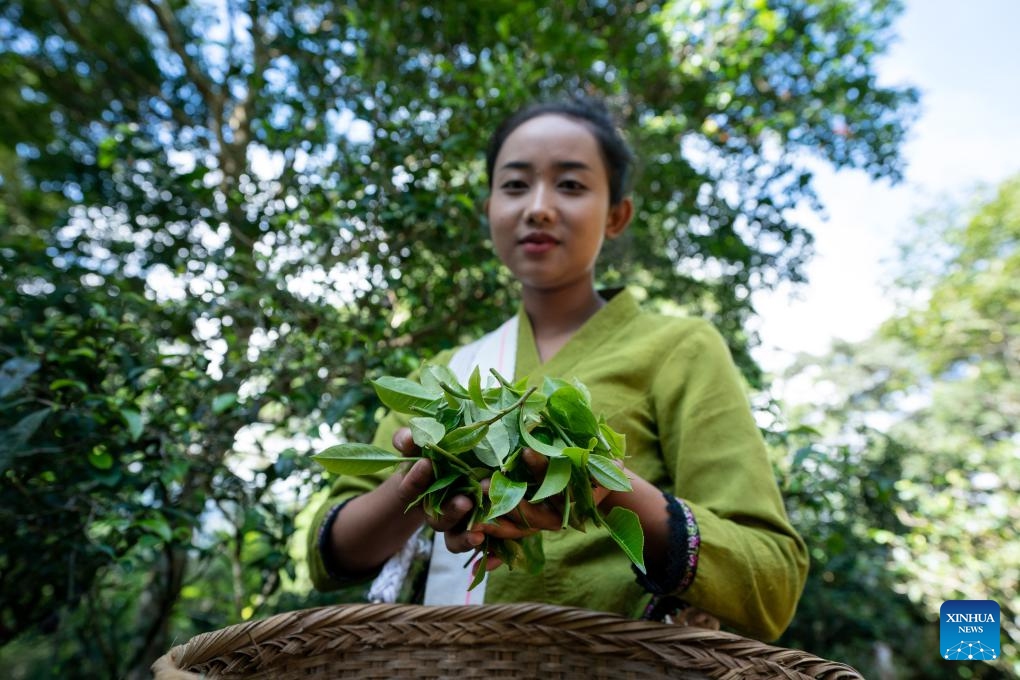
[152,603,863,679]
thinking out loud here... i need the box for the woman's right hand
[391,427,485,552]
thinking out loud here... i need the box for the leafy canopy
[0,1,915,676]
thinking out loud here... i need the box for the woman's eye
[501,180,528,192]
[560,180,585,192]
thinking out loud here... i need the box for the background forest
[0,1,1015,678]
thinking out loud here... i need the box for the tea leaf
[474,418,511,467]
[467,551,487,591]
[518,417,564,458]
[588,454,632,492]
[439,421,489,454]
[467,365,486,408]
[547,385,599,437]
[484,470,528,521]
[372,377,441,414]
[542,376,571,396]
[561,445,591,470]
[603,506,646,574]
[409,417,446,448]
[313,444,409,475]
[570,377,592,406]
[531,455,572,502]
[408,471,462,510]
[569,470,598,527]
[422,364,461,391]
[598,420,626,458]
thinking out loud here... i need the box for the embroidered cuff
[632,492,700,596]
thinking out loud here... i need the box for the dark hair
[485,97,634,205]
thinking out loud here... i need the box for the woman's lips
[519,232,559,254]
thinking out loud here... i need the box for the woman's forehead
[495,114,603,168]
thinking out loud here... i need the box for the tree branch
[143,0,220,113]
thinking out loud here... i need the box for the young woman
[308,98,808,641]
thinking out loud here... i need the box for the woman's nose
[526,185,554,224]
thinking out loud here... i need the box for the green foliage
[0,0,915,676]
[776,175,1020,678]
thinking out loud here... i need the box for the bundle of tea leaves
[313,363,645,588]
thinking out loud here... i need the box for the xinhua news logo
[940,600,1000,661]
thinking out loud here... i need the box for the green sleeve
[653,321,809,641]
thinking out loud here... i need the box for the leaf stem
[439,380,471,399]
[489,368,518,392]
[426,444,475,476]
[480,386,536,426]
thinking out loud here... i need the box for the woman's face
[486,114,631,295]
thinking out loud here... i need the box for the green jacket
[308,288,808,640]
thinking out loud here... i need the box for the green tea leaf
[520,390,547,426]
[420,364,460,393]
[313,444,408,475]
[372,376,441,414]
[547,385,600,436]
[531,455,572,501]
[588,454,632,492]
[439,422,488,454]
[569,471,598,528]
[561,445,591,469]
[467,365,486,408]
[409,416,446,448]
[570,377,592,406]
[408,471,463,510]
[519,416,564,458]
[484,470,528,521]
[603,506,646,573]
[472,437,500,468]
[467,551,487,591]
[474,417,511,467]
[439,379,471,400]
[541,376,571,396]
[598,420,626,458]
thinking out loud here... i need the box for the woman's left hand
[473,449,622,570]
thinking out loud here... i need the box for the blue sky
[751,0,1020,373]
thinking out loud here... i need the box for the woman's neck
[522,284,605,362]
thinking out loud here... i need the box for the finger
[473,516,541,540]
[521,448,549,477]
[427,494,475,534]
[396,458,435,507]
[516,499,563,531]
[444,527,485,554]
[392,427,419,456]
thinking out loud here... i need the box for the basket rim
[153,602,864,680]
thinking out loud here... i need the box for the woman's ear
[605,197,633,240]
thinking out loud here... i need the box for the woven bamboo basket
[152,602,863,679]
